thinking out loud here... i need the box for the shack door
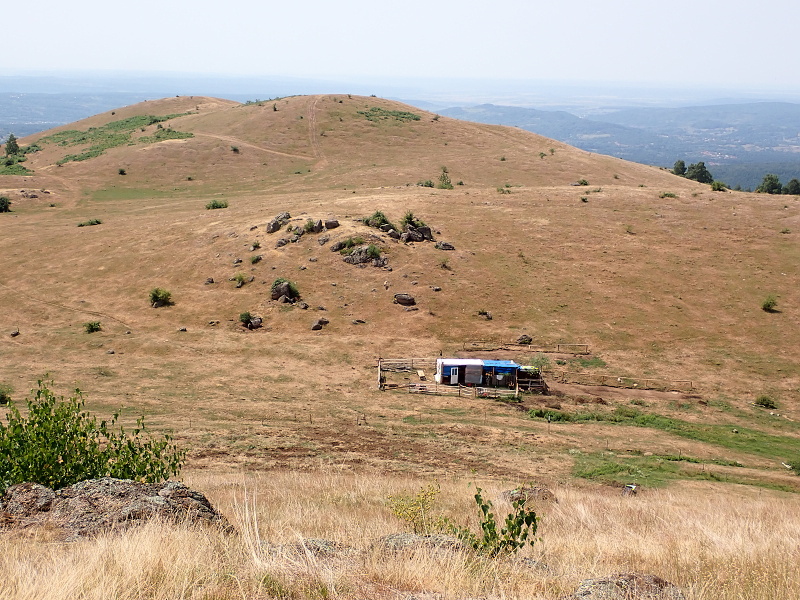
[450,367,459,385]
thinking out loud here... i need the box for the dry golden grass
[1,469,798,599]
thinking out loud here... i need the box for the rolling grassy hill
[1,94,799,492]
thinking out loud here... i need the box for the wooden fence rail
[547,369,693,392]
[463,341,590,355]
[407,383,519,399]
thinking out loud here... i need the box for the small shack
[435,358,484,386]
[481,360,520,388]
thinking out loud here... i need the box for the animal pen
[377,358,549,399]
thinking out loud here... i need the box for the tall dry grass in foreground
[1,469,798,599]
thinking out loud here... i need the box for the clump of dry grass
[2,469,797,599]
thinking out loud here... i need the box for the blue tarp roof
[481,360,519,370]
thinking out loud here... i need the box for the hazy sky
[7,0,800,91]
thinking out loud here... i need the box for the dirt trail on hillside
[194,132,311,161]
[0,281,131,328]
[306,96,328,169]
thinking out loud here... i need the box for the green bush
[711,180,727,191]
[0,196,10,213]
[762,295,778,312]
[449,487,537,557]
[77,219,102,227]
[338,237,365,254]
[304,218,316,233]
[0,383,11,405]
[437,166,453,190]
[239,311,253,326]
[417,179,434,188]
[0,379,185,492]
[206,199,228,210]
[399,211,425,230]
[83,321,102,333]
[659,192,677,198]
[149,287,172,307]
[577,179,589,186]
[365,244,381,259]
[250,255,262,264]
[363,211,395,230]
[387,483,444,534]
[755,395,777,409]
[118,168,126,175]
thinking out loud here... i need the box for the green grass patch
[357,107,421,123]
[77,219,102,227]
[571,355,607,368]
[531,407,800,464]
[38,113,194,165]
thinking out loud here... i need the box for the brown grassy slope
[1,94,799,484]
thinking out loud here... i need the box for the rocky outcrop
[266,212,291,233]
[561,573,686,600]
[434,241,455,251]
[0,478,231,541]
[372,533,466,553]
[502,486,558,504]
[324,219,339,230]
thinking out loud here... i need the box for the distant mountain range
[440,102,800,189]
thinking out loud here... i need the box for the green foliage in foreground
[450,487,537,557]
[206,199,228,209]
[357,107,421,122]
[387,483,443,534]
[0,380,185,492]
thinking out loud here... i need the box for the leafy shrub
[338,237,365,254]
[762,295,778,312]
[497,187,511,194]
[0,383,11,405]
[251,240,261,249]
[83,321,101,333]
[250,255,262,264]
[0,379,185,492]
[711,180,727,191]
[206,199,228,210]
[77,219,102,227]
[399,211,425,230]
[304,218,316,233]
[239,311,253,326]
[755,395,777,409]
[0,196,10,213]
[387,483,445,534]
[659,192,677,198]
[449,487,537,557]
[118,168,126,175]
[149,287,172,307]
[529,408,573,422]
[577,179,589,186]
[230,146,239,154]
[365,244,381,259]
[417,179,434,188]
[234,273,248,286]
[362,211,395,230]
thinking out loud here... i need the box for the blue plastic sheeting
[481,360,520,373]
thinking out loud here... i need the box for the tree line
[672,159,800,195]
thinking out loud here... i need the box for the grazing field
[1,94,799,598]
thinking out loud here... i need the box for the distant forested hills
[440,102,800,190]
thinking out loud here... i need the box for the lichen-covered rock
[323,219,339,230]
[372,533,466,553]
[0,478,232,541]
[393,293,416,306]
[561,573,686,600]
[502,485,558,504]
[266,212,291,233]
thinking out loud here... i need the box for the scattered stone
[309,257,318,262]
[324,219,339,230]
[266,212,291,233]
[312,219,324,233]
[330,241,346,252]
[290,235,301,243]
[352,319,366,324]
[247,317,263,330]
[318,236,330,246]
[299,265,307,270]
[561,573,686,600]
[271,281,294,300]
[416,225,434,241]
[404,306,419,312]
[502,486,557,504]
[106,350,115,355]
[517,334,533,345]
[379,223,393,232]
[317,306,326,311]
[404,227,425,242]
[275,238,289,248]
[208,321,220,326]
[387,229,401,239]
[299,302,309,310]
[435,241,455,251]
[204,277,215,285]
[233,258,242,265]
[431,286,442,292]
[177,327,187,332]
[277,295,290,303]
[10,329,19,337]
[393,293,416,306]
[249,225,258,230]
[411,281,418,285]
[311,317,329,331]
[0,478,232,541]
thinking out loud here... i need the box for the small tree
[685,162,713,184]
[0,196,10,213]
[756,173,782,194]
[672,160,686,176]
[0,380,185,492]
[783,178,800,196]
[437,166,453,190]
[4,133,19,156]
